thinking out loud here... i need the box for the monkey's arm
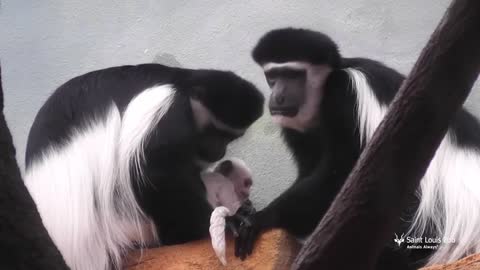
[235,160,419,270]
[259,169,344,235]
[234,154,352,259]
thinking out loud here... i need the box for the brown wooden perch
[124,231,480,270]
[126,229,300,270]
[421,254,480,270]
[292,0,480,269]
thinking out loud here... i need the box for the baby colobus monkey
[235,28,480,269]
[24,64,264,270]
[201,157,253,213]
[202,158,255,265]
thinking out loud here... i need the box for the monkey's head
[252,28,340,132]
[214,158,253,201]
[183,70,264,163]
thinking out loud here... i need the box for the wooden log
[0,65,69,269]
[292,0,480,269]
[420,254,480,270]
[126,229,300,270]
[125,230,480,269]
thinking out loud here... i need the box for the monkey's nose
[275,95,285,105]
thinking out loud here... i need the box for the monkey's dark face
[190,98,246,163]
[252,27,341,132]
[196,125,240,162]
[184,69,264,164]
[262,62,331,132]
[265,66,306,117]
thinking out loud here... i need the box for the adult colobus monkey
[235,28,480,269]
[24,64,264,270]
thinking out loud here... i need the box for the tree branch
[0,64,69,269]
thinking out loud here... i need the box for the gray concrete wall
[1,0,478,208]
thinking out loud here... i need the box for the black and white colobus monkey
[24,64,264,270]
[235,28,480,269]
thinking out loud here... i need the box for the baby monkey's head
[214,158,253,201]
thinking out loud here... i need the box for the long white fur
[345,68,480,265]
[25,85,175,270]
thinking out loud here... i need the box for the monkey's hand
[234,210,267,260]
[236,199,256,216]
[225,200,256,237]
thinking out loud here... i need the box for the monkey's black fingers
[236,222,251,260]
[237,200,256,216]
[246,227,258,256]
[240,233,249,260]
[225,217,239,237]
[235,232,241,257]
[240,217,259,257]
[237,214,252,227]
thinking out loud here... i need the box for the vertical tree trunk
[0,64,69,269]
[292,0,480,269]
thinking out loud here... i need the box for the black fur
[0,66,69,269]
[25,63,264,247]
[238,28,480,269]
[26,64,264,167]
[252,28,341,68]
[216,160,234,176]
[184,70,264,129]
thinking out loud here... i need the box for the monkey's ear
[216,160,233,176]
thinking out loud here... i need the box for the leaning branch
[0,64,70,269]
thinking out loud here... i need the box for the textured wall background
[1,0,479,208]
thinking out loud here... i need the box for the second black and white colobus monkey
[235,28,480,269]
[24,64,264,270]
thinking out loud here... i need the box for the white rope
[209,206,232,265]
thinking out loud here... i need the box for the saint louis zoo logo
[393,233,456,250]
[394,233,405,247]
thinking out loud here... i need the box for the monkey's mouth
[269,107,299,117]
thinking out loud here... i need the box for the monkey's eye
[266,77,275,88]
[282,69,306,79]
[264,72,277,88]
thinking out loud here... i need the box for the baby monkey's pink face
[215,158,253,201]
[234,175,252,201]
